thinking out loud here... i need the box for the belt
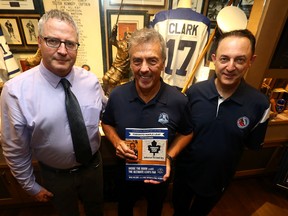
[39,151,99,174]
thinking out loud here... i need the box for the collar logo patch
[237,116,250,129]
[158,112,169,124]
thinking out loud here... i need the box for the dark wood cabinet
[0,152,41,207]
[0,167,22,205]
[240,0,288,178]
[0,166,41,207]
[236,117,288,177]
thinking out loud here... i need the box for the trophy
[276,99,286,113]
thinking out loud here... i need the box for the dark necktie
[60,78,92,164]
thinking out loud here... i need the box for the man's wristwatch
[166,154,174,163]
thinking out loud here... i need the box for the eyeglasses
[40,36,80,51]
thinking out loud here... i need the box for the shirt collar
[39,61,75,88]
[207,76,246,105]
[229,79,248,105]
[128,78,167,105]
[207,76,219,100]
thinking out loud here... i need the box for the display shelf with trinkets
[236,0,288,178]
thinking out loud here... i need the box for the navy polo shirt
[102,79,193,145]
[176,77,270,196]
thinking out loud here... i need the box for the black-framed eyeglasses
[40,35,80,51]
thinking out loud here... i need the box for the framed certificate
[0,0,44,14]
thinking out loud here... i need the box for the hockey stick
[181,0,237,94]
[115,0,124,26]
[181,27,217,93]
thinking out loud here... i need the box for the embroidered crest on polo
[158,113,169,124]
[237,116,250,129]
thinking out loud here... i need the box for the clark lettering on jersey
[169,23,199,36]
[151,8,210,88]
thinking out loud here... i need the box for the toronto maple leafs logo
[158,113,169,124]
[148,140,161,156]
[157,168,164,174]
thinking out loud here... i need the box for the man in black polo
[173,29,271,216]
[101,28,193,216]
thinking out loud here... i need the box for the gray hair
[128,28,166,61]
[38,9,79,40]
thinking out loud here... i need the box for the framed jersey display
[151,6,210,88]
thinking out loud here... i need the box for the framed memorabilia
[170,0,204,13]
[0,0,44,15]
[20,17,39,45]
[106,10,147,66]
[206,0,229,22]
[239,0,254,19]
[234,0,254,19]
[0,17,23,45]
[110,0,165,6]
[0,0,35,10]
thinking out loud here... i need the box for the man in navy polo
[101,28,193,216]
[173,29,271,216]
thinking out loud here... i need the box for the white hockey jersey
[0,25,21,82]
[151,8,210,88]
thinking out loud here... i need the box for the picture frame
[170,0,204,13]
[0,17,23,45]
[110,0,165,6]
[19,17,39,45]
[0,0,44,15]
[206,0,229,22]
[106,10,147,67]
[236,0,254,19]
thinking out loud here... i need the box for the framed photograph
[0,17,23,45]
[206,0,229,22]
[106,10,147,66]
[170,0,204,13]
[20,17,39,45]
[110,0,165,6]
[0,0,44,14]
[237,0,254,19]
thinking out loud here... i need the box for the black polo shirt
[102,79,193,145]
[176,77,270,196]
